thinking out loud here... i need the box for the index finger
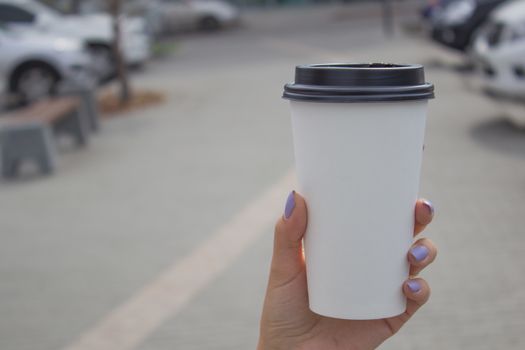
[414,199,434,236]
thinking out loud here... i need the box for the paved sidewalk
[1,5,524,350]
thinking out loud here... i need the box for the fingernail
[410,245,429,262]
[284,191,296,220]
[423,200,435,217]
[407,280,422,293]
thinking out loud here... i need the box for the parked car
[0,0,151,81]
[431,0,509,51]
[470,0,525,126]
[124,0,241,36]
[421,0,456,20]
[0,25,90,104]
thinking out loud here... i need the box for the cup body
[289,99,428,319]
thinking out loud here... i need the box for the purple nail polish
[423,200,434,217]
[284,191,296,220]
[410,245,429,262]
[407,280,421,293]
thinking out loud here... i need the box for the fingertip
[404,278,430,303]
[284,191,307,218]
[416,199,434,223]
[422,199,435,217]
[276,191,308,242]
[270,192,309,288]
[284,191,296,220]
[294,192,307,212]
[408,238,438,271]
[414,199,434,235]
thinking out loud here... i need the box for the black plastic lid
[283,63,434,103]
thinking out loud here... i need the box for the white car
[0,26,90,104]
[125,0,241,36]
[471,0,525,126]
[0,0,151,80]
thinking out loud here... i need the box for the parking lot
[1,3,525,350]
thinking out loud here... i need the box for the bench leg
[55,108,90,147]
[37,154,54,175]
[1,125,56,178]
[2,155,20,178]
[59,88,100,133]
[84,90,100,132]
[74,108,90,146]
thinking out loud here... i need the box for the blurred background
[1,0,524,349]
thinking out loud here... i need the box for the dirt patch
[98,89,166,117]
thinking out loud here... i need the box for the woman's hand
[258,192,437,350]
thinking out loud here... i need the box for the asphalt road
[1,4,525,350]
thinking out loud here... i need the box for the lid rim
[282,92,435,103]
[283,63,435,103]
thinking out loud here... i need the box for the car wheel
[88,44,116,82]
[11,63,60,104]
[199,16,221,31]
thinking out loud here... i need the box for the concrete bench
[59,83,100,133]
[0,97,88,178]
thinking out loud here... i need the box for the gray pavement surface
[1,3,525,350]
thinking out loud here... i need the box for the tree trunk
[70,0,82,14]
[109,0,132,104]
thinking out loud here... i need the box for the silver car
[126,0,241,35]
[0,0,151,81]
[0,26,90,104]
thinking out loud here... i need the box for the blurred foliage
[152,41,179,57]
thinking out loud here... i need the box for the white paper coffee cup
[283,63,434,320]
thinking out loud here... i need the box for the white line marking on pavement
[62,170,296,350]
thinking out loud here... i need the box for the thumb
[269,191,308,288]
